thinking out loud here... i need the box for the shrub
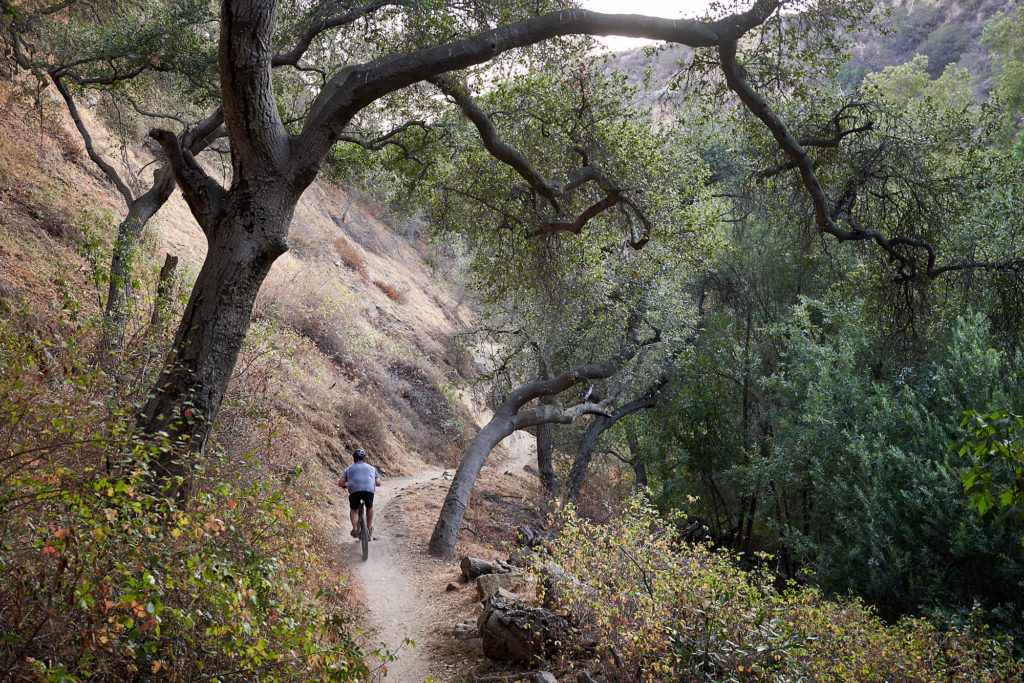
[255,266,365,370]
[374,279,406,304]
[532,499,1023,682]
[335,236,367,276]
[0,316,374,681]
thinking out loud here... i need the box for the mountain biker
[338,448,382,538]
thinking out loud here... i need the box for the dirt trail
[333,430,535,682]
[340,466,444,682]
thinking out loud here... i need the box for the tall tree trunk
[137,191,291,490]
[567,413,613,503]
[536,407,556,493]
[101,174,175,351]
[632,459,648,492]
[150,254,179,326]
[628,435,647,493]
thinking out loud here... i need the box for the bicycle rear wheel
[359,505,369,560]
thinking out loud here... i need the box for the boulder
[461,555,496,580]
[530,672,557,683]
[453,618,478,638]
[476,572,514,600]
[495,587,519,602]
[514,523,542,547]
[477,595,570,664]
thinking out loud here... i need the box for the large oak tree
[134,0,796,489]
[8,0,913,553]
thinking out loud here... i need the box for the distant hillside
[604,0,1017,102]
[840,0,1018,95]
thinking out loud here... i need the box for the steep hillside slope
[0,78,477,502]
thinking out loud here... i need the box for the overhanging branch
[51,73,134,205]
[296,2,782,181]
[719,39,1024,281]
[272,0,399,68]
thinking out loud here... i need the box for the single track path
[332,429,535,682]
[335,465,442,681]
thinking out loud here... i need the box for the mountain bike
[356,499,370,561]
[342,484,371,560]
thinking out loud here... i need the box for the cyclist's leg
[348,492,361,533]
[364,492,376,532]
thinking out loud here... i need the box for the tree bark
[150,253,179,326]
[629,436,648,493]
[429,417,518,558]
[137,189,291,490]
[428,360,649,556]
[632,458,648,492]
[568,413,615,503]
[536,409,556,493]
[101,174,175,350]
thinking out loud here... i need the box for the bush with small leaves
[530,499,1022,682]
[0,315,375,681]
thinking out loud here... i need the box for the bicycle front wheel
[359,506,369,560]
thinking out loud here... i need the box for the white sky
[580,1,718,51]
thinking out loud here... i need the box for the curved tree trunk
[567,413,614,503]
[428,325,655,557]
[428,416,517,558]
[566,386,664,502]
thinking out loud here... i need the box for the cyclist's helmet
[353,449,367,461]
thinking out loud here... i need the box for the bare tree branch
[431,75,654,246]
[51,73,135,205]
[272,0,399,67]
[719,38,1024,280]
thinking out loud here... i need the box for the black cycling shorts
[349,490,374,510]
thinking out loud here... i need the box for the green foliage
[41,0,218,99]
[0,315,371,681]
[663,292,1024,619]
[533,499,1022,682]
[958,410,1024,546]
[401,62,722,409]
[983,8,1024,154]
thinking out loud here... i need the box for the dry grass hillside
[0,78,563,681]
[0,78,478,505]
